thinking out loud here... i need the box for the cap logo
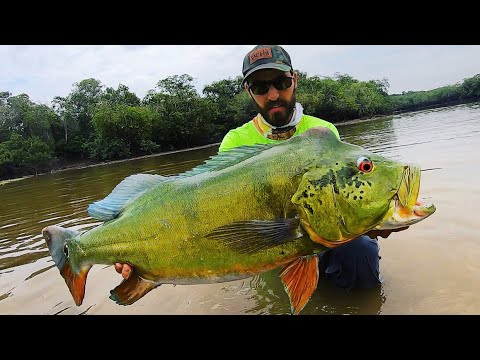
[249,47,272,64]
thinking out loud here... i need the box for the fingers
[114,263,132,279]
[121,264,132,279]
[366,226,411,239]
[384,226,409,235]
[365,230,383,239]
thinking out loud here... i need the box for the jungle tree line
[1,72,479,180]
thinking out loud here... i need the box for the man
[218,45,391,290]
[116,45,405,291]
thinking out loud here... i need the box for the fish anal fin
[109,272,159,306]
[279,255,319,315]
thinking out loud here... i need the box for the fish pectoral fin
[205,218,302,254]
[109,272,159,306]
[279,255,319,315]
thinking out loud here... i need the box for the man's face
[245,69,297,127]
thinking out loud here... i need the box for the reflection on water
[248,269,385,315]
[1,102,480,315]
[0,146,219,270]
[340,115,397,152]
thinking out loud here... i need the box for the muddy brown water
[1,102,479,315]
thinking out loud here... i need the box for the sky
[1,45,479,106]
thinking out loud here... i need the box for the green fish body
[42,127,435,314]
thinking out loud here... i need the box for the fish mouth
[375,165,436,230]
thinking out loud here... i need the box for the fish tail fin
[42,225,91,306]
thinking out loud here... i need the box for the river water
[1,102,479,315]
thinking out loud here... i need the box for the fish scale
[42,127,436,314]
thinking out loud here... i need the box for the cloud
[1,45,479,105]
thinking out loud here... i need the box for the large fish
[42,127,435,314]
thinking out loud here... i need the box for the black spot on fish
[360,196,363,199]
[304,203,314,214]
[310,178,326,188]
[310,170,339,194]
[302,190,308,198]
[336,166,357,183]
[327,169,339,194]
[309,193,314,197]
[360,190,364,194]
[319,200,323,205]
[367,181,372,187]
[353,196,357,200]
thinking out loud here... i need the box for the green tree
[0,133,52,177]
[460,74,480,99]
[102,84,141,106]
[202,76,244,139]
[0,94,56,145]
[91,104,157,159]
[52,78,105,157]
[144,74,216,149]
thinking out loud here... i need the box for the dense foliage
[390,74,480,112]
[1,72,479,180]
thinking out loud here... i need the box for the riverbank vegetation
[1,72,479,180]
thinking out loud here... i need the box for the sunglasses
[247,76,294,95]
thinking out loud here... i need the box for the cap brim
[243,63,292,82]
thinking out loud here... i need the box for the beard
[254,92,296,127]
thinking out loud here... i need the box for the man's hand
[366,226,409,239]
[115,263,132,279]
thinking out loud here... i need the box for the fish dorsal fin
[182,144,274,177]
[205,218,302,254]
[87,173,176,221]
[88,145,274,221]
[87,145,274,221]
[279,255,319,315]
[109,272,159,305]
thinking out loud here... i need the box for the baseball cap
[242,45,293,83]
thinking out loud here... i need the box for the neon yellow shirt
[219,114,340,152]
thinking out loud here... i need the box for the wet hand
[115,263,133,279]
[366,226,409,239]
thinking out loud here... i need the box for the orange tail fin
[42,225,91,306]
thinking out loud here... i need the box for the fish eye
[63,244,69,258]
[357,157,374,173]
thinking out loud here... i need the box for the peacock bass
[42,127,436,314]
